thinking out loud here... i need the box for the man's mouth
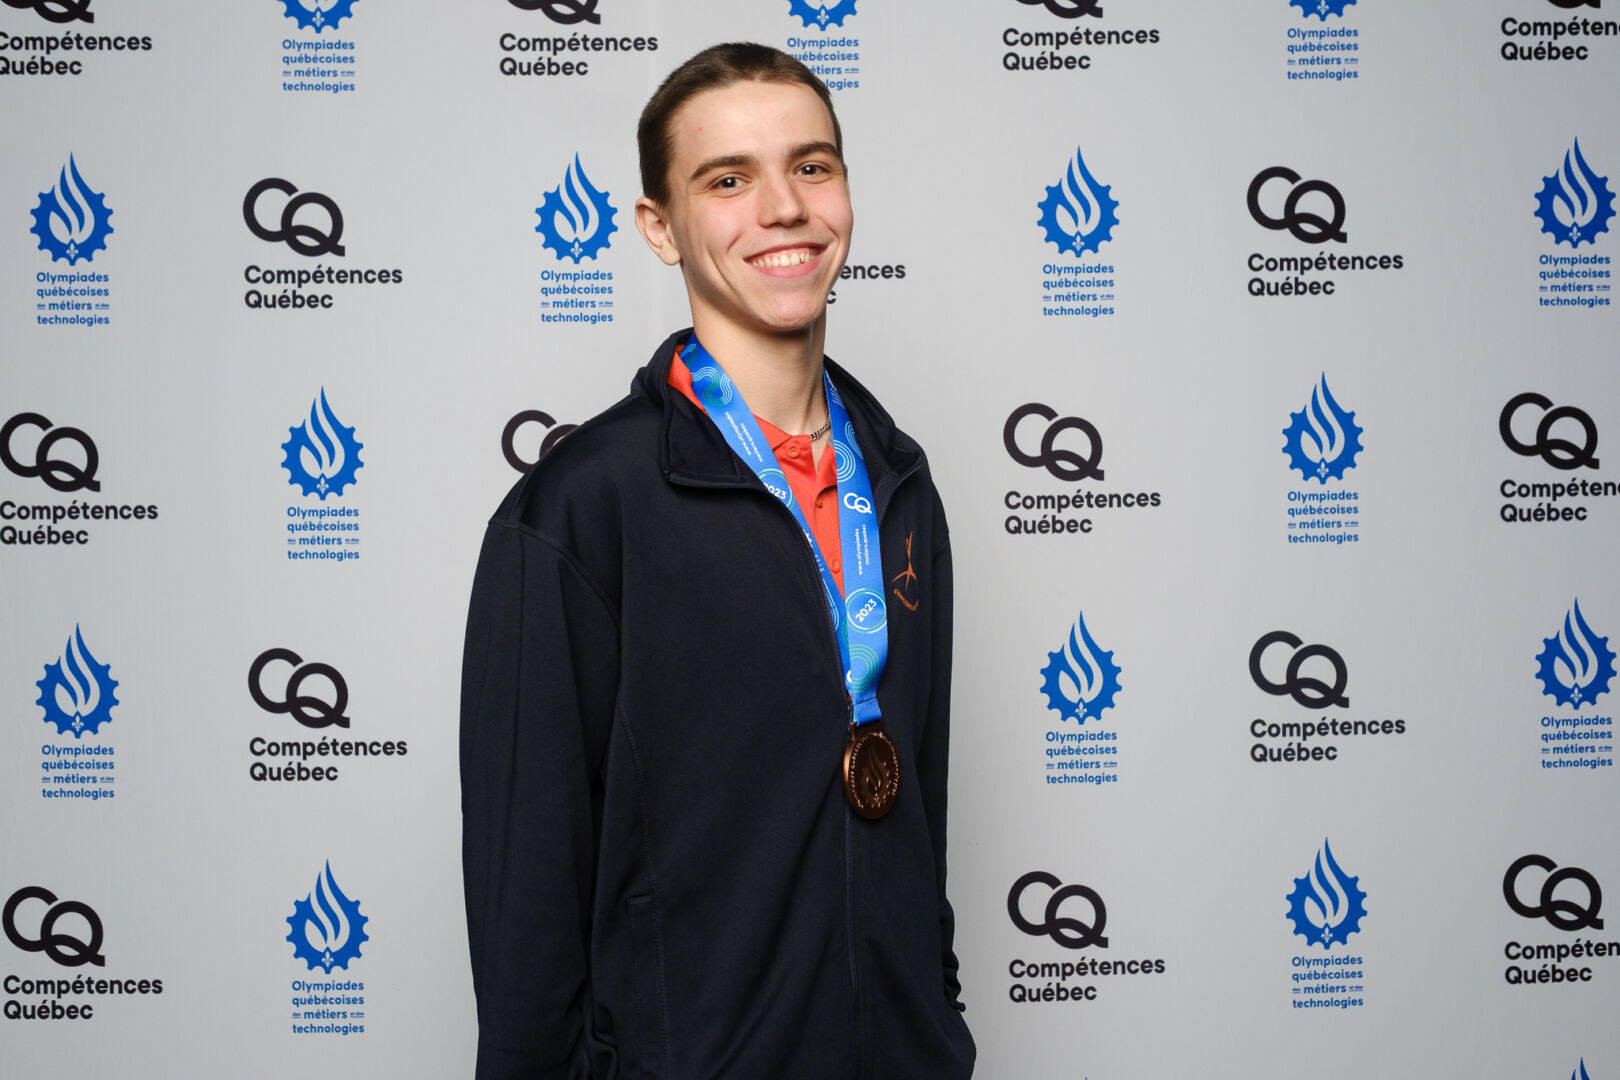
[746,246,821,269]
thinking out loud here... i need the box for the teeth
[751,249,814,268]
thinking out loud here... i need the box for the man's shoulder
[491,385,664,536]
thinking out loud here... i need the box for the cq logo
[1014,0,1103,17]
[1504,854,1604,931]
[243,178,345,257]
[1007,871,1109,950]
[1,413,99,492]
[1249,631,1349,709]
[3,886,104,967]
[1500,393,1599,471]
[248,648,350,729]
[1247,167,1348,245]
[502,410,577,473]
[1004,403,1104,482]
[843,492,872,515]
[1,0,93,24]
[507,0,600,23]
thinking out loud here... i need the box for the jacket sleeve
[917,491,965,1012]
[461,519,620,1078]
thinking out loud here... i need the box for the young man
[460,43,975,1079]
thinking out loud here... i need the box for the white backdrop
[3,0,1617,1077]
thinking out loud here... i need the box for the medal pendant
[842,722,900,820]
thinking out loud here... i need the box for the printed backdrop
[3,0,1617,1076]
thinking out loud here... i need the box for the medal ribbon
[681,338,889,726]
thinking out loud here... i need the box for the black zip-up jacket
[461,330,975,1079]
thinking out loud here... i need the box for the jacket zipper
[765,456,921,1080]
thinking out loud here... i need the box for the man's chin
[690,291,830,343]
[757,305,829,338]
[726,303,829,339]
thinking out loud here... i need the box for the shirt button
[830,558,842,573]
[787,445,801,459]
[814,495,824,508]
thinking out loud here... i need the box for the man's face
[636,79,852,340]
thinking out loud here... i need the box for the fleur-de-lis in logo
[536,154,619,263]
[29,155,113,265]
[1536,600,1616,709]
[1535,139,1616,250]
[1037,146,1120,258]
[1282,374,1363,483]
[278,0,358,33]
[787,0,858,29]
[286,862,369,971]
[35,625,119,737]
[1285,839,1368,949]
[1039,610,1122,723]
[280,389,364,499]
[1289,0,1355,20]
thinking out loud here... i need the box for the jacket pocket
[625,895,670,1079]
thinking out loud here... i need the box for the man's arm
[461,519,620,1078]
[916,488,965,1011]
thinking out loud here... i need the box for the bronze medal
[842,722,900,819]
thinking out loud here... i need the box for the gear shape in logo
[1039,612,1122,723]
[1282,379,1363,483]
[536,155,619,264]
[30,156,113,266]
[1536,601,1616,709]
[1286,840,1367,950]
[280,391,363,499]
[286,862,369,972]
[35,627,118,738]
[787,0,857,29]
[1290,0,1355,19]
[1535,140,1615,250]
[1037,151,1119,257]
[279,0,357,32]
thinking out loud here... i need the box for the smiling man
[460,43,975,1079]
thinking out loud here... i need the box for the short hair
[637,42,843,206]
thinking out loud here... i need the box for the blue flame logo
[1286,839,1368,950]
[1573,1060,1594,1080]
[536,154,618,263]
[1039,610,1123,723]
[1283,374,1363,483]
[286,862,369,972]
[1536,600,1617,709]
[1535,139,1616,249]
[280,389,364,499]
[1037,146,1120,258]
[29,155,113,265]
[278,0,357,32]
[787,0,857,29]
[1290,0,1355,19]
[35,626,119,738]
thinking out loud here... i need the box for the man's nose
[757,172,809,227]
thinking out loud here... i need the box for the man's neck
[689,312,828,439]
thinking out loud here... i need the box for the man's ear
[634,197,682,267]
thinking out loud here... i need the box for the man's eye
[714,175,741,190]
[799,163,827,176]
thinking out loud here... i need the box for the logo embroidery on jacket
[890,531,920,612]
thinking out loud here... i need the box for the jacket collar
[634,328,923,518]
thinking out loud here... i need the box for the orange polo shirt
[669,350,845,595]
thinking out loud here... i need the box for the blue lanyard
[681,338,889,726]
